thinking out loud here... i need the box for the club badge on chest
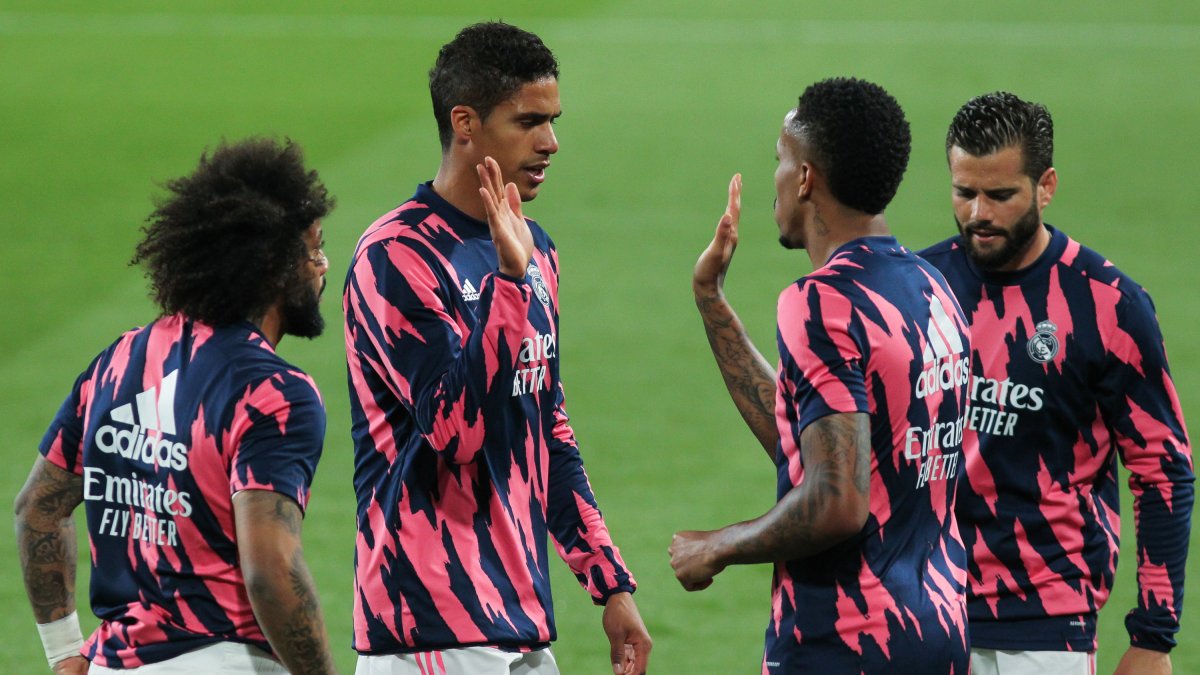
[1027,319,1060,363]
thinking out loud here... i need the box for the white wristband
[36,611,85,667]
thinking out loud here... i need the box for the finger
[485,156,506,196]
[727,172,742,224]
[630,642,650,675]
[504,180,522,217]
[478,187,501,224]
[476,164,495,203]
[475,156,499,198]
[609,637,625,675]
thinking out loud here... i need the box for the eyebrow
[515,111,562,124]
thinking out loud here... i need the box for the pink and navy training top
[767,236,971,674]
[343,183,635,654]
[920,225,1194,652]
[39,315,326,668]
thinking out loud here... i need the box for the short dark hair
[945,91,1054,181]
[132,138,333,326]
[788,77,911,215]
[429,21,559,150]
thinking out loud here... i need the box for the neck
[804,202,891,268]
[431,151,487,221]
[253,306,284,347]
[1005,223,1052,272]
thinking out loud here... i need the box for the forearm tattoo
[276,549,332,675]
[727,414,870,563]
[15,460,82,622]
[696,295,779,457]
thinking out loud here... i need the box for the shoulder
[915,235,964,267]
[1056,234,1151,307]
[351,198,444,260]
[216,328,324,410]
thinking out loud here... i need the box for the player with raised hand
[343,21,650,675]
[671,78,972,673]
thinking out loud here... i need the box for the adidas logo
[915,295,970,399]
[921,295,964,363]
[111,370,178,434]
[94,370,190,470]
[461,278,480,302]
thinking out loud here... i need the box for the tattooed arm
[233,490,337,675]
[669,413,870,590]
[15,456,89,674]
[693,174,779,459]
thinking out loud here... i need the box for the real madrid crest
[526,262,551,308]
[1027,319,1059,363]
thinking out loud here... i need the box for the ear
[1036,166,1057,210]
[797,161,816,202]
[449,105,477,143]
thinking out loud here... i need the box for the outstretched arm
[15,456,88,674]
[234,490,337,675]
[693,174,779,459]
[670,413,870,590]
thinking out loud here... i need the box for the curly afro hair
[946,91,1054,181]
[429,21,559,150]
[132,137,333,326]
[789,77,911,215]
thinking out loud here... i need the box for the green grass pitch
[1,2,1197,672]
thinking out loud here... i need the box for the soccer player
[669,78,972,673]
[342,21,651,675]
[15,138,339,674]
[919,92,1194,675]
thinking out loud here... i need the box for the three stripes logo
[94,370,191,470]
[915,295,970,399]
[461,278,480,302]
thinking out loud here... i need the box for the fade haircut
[789,77,911,215]
[429,21,559,150]
[132,138,334,326]
[945,91,1054,181]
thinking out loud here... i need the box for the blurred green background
[2,2,1196,672]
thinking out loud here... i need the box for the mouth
[965,226,1005,245]
[522,161,549,185]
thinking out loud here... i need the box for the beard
[958,199,1040,271]
[281,276,325,339]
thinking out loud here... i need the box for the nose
[538,124,559,155]
[969,197,993,224]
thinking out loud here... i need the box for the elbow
[241,554,287,607]
[240,545,295,606]
[825,494,870,542]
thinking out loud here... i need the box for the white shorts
[88,641,287,673]
[355,646,560,675]
[971,648,1096,675]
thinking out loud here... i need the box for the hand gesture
[669,530,726,591]
[693,173,742,299]
[601,592,651,675]
[477,156,535,279]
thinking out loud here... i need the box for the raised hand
[693,173,742,299]
[477,156,535,278]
